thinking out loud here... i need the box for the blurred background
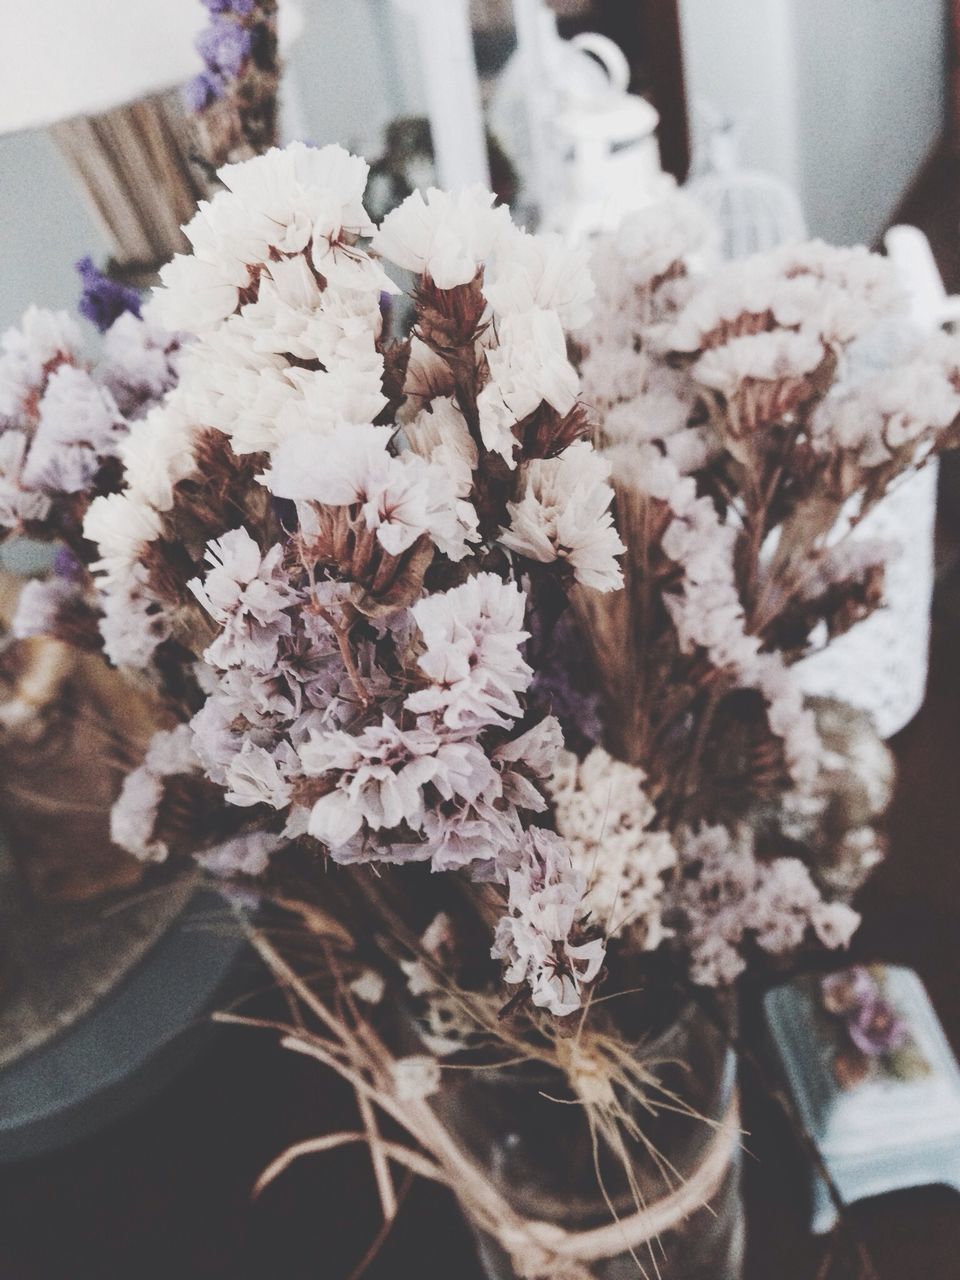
[1,0,955,329]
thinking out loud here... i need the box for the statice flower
[590,192,713,307]
[692,328,827,438]
[223,739,294,808]
[189,527,299,670]
[301,718,483,853]
[119,392,199,512]
[111,725,200,862]
[23,365,125,494]
[185,70,224,113]
[157,143,391,333]
[480,309,579,463]
[196,16,252,79]
[485,227,595,330]
[372,185,512,289]
[405,574,532,730]
[76,256,142,333]
[500,441,625,591]
[0,432,50,528]
[83,492,164,584]
[675,824,857,986]
[546,748,677,948]
[98,571,171,668]
[491,828,605,1017]
[195,830,283,877]
[811,355,960,469]
[0,305,81,426]
[392,1055,441,1102]
[270,422,475,562]
[99,304,181,419]
[622,446,821,788]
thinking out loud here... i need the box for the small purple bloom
[848,998,909,1058]
[75,256,142,333]
[53,545,84,582]
[820,966,878,1017]
[184,69,225,113]
[196,18,252,78]
[201,0,255,14]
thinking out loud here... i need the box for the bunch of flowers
[3,153,957,1247]
[0,258,182,665]
[70,140,621,1019]
[562,189,960,986]
[5,150,953,1020]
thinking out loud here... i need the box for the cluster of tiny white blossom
[611,443,822,789]
[12,154,941,1012]
[563,197,960,985]
[79,142,624,1017]
[545,747,676,950]
[577,192,712,478]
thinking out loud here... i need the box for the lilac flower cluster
[84,144,621,1016]
[76,256,142,334]
[0,268,182,657]
[821,967,908,1058]
[184,0,264,114]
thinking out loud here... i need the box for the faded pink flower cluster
[80,143,623,1016]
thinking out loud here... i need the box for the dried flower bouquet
[0,145,956,1271]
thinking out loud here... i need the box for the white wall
[792,0,947,246]
[0,130,107,333]
[680,0,948,246]
[680,0,803,192]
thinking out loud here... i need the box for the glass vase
[433,999,744,1280]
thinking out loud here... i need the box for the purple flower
[820,966,878,1016]
[184,69,225,113]
[53,545,84,582]
[848,998,909,1058]
[75,257,142,333]
[196,18,252,78]
[201,0,255,14]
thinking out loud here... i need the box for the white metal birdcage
[685,113,807,260]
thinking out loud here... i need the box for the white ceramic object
[765,968,960,1234]
[490,1,670,235]
[793,461,939,740]
[390,0,491,191]
[795,226,958,739]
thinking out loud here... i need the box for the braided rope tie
[492,1094,742,1280]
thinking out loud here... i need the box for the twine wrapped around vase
[484,1094,741,1280]
[249,928,744,1280]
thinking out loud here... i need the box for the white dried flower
[500,441,625,591]
[373,185,511,288]
[392,1055,441,1101]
